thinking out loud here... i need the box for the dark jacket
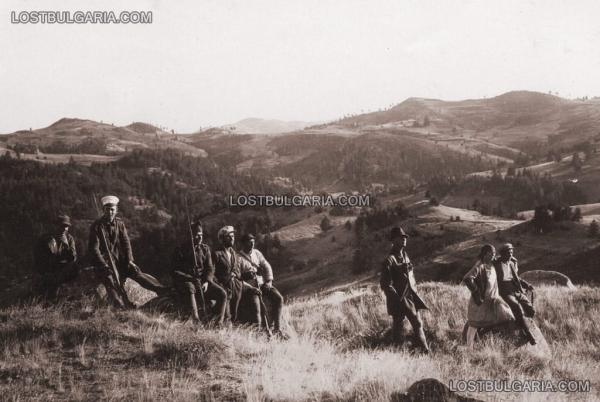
[171,242,215,283]
[212,245,242,287]
[493,257,531,296]
[88,217,133,268]
[380,250,428,316]
[34,233,77,274]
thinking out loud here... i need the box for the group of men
[33,195,286,337]
[381,226,536,353]
[33,194,537,350]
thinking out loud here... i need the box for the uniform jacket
[88,217,133,268]
[380,250,428,316]
[34,233,77,274]
[171,242,215,283]
[493,257,531,295]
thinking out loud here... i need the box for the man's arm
[201,245,215,282]
[255,250,274,282]
[88,223,108,267]
[380,257,396,294]
[118,221,134,264]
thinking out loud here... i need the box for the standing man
[212,226,261,323]
[171,221,227,325]
[33,214,78,298]
[238,233,286,337]
[89,195,167,309]
[380,226,430,353]
[493,243,536,345]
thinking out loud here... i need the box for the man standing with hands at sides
[171,221,227,325]
[89,195,167,309]
[380,226,430,353]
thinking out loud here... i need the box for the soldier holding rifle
[89,195,167,309]
[171,220,227,325]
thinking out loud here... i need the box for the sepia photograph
[1,1,599,400]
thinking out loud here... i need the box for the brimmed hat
[499,243,514,252]
[57,214,71,226]
[390,226,409,240]
[101,195,119,206]
[218,225,235,240]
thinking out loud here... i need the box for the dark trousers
[175,280,228,324]
[261,285,284,331]
[392,310,428,351]
[98,263,167,308]
[503,292,535,325]
[36,263,79,299]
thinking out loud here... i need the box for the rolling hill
[0,118,206,160]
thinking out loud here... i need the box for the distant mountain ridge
[221,117,316,134]
[1,118,206,157]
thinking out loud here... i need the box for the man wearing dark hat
[493,243,536,345]
[238,233,286,336]
[212,226,261,323]
[380,226,430,353]
[171,221,227,325]
[33,214,78,298]
[89,195,167,309]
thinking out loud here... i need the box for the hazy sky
[1,0,599,133]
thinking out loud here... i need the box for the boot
[187,293,200,322]
[517,316,536,345]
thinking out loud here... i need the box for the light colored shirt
[238,248,274,282]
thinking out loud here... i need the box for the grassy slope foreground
[1,283,599,401]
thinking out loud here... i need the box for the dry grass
[0,284,598,401]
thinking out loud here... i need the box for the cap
[500,243,514,252]
[218,225,235,240]
[241,233,256,242]
[101,195,119,206]
[390,226,409,240]
[57,214,71,226]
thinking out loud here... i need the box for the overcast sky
[1,0,599,133]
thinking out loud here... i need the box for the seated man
[89,195,168,309]
[237,233,286,337]
[171,221,227,325]
[493,243,536,345]
[33,214,79,298]
[212,226,261,323]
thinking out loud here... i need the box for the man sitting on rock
[237,233,287,338]
[493,243,536,345]
[33,214,78,299]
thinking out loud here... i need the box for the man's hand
[472,290,483,306]
[59,233,69,244]
[201,281,208,293]
[263,280,273,290]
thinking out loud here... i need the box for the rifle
[258,292,273,338]
[184,193,208,320]
[92,194,128,306]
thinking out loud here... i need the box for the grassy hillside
[1,283,598,401]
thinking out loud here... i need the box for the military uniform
[380,249,429,351]
[33,232,78,298]
[171,241,227,324]
[89,216,166,308]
